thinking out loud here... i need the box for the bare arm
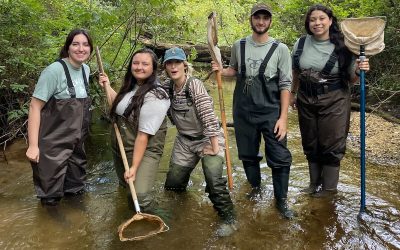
[26,97,46,163]
[274,89,290,141]
[124,131,149,182]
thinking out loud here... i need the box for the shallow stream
[0,80,399,249]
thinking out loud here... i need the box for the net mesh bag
[118,213,169,241]
[341,17,386,56]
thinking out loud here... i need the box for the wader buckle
[243,76,255,95]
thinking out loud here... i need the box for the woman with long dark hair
[26,29,93,206]
[290,4,370,197]
[99,48,170,211]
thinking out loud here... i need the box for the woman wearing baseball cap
[163,47,236,237]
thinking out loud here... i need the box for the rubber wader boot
[312,165,339,198]
[243,160,261,188]
[272,168,296,219]
[164,163,193,192]
[216,220,238,237]
[301,162,322,194]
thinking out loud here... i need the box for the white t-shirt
[116,85,170,135]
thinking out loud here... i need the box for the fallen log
[139,37,231,64]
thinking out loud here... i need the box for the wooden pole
[215,70,233,190]
[95,46,140,211]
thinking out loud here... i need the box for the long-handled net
[113,124,169,241]
[95,47,169,241]
[340,17,386,214]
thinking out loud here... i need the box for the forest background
[0,0,399,148]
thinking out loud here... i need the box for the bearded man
[211,3,295,219]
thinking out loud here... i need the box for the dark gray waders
[31,59,91,206]
[234,39,295,219]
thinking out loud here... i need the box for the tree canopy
[0,0,399,147]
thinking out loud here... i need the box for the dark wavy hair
[305,4,353,81]
[110,48,168,131]
[59,29,93,58]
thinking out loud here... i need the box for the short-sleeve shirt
[115,85,170,136]
[229,35,292,91]
[33,59,90,101]
[292,34,357,77]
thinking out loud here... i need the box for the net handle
[95,47,141,213]
[113,123,141,213]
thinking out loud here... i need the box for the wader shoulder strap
[321,51,338,76]
[293,36,338,75]
[239,38,246,78]
[57,59,76,98]
[169,80,174,101]
[258,40,280,79]
[293,36,306,71]
[169,77,194,105]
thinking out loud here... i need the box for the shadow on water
[0,79,399,249]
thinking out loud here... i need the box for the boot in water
[276,198,297,219]
[216,220,238,237]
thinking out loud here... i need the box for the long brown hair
[110,48,168,131]
[305,4,353,81]
[59,29,93,58]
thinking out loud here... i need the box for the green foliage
[0,0,398,146]
[9,83,28,93]
[187,47,198,63]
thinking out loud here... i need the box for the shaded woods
[1,0,399,149]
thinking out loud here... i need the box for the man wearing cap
[163,47,236,236]
[212,3,295,219]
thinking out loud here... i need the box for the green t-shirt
[229,35,292,91]
[33,59,90,102]
[292,34,356,77]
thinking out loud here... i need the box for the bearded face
[250,12,272,35]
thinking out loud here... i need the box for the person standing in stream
[26,29,93,206]
[163,47,236,236]
[98,48,170,212]
[290,4,370,197]
[212,3,295,219]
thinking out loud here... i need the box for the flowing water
[0,80,399,249]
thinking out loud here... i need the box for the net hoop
[118,213,169,241]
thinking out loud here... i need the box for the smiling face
[165,59,186,84]
[308,10,332,40]
[131,53,154,83]
[251,12,272,35]
[68,34,91,68]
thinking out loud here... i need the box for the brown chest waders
[31,59,90,200]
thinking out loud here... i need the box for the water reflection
[0,80,399,249]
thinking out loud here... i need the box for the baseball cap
[163,47,186,63]
[251,3,272,16]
